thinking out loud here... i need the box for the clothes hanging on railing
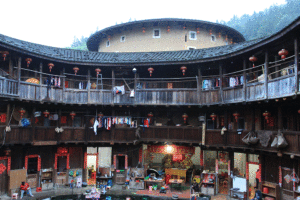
[113,85,125,94]
[228,75,244,87]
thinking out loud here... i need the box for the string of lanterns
[0,51,9,61]
[25,58,32,68]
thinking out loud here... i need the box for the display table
[169,179,183,192]
[165,168,187,182]
[229,188,246,199]
[144,180,164,190]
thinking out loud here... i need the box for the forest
[69,0,300,50]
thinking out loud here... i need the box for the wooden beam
[243,59,247,101]
[294,37,299,92]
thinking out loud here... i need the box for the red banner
[200,150,204,166]
[279,166,282,187]
[246,162,249,180]
[0,156,11,173]
[147,145,195,154]
[139,148,143,163]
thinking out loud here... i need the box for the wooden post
[198,68,202,105]
[17,57,21,96]
[243,59,247,101]
[264,51,269,99]
[219,63,223,104]
[134,72,137,104]
[62,67,65,102]
[275,56,279,78]
[31,107,36,142]
[112,69,115,106]
[252,107,255,131]
[246,153,249,200]
[8,57,13,77]
[6,104,10,126]
[278,106,283,130]
[111,108,115,142]
[87,69,91,104]
[39,62,43,101]
[294,37,299,92]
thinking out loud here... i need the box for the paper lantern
[167,26,170,32]
[95,68,101,76]
[147,112,153,118]
[197,28,200,34]
[142,27,146,33]
[43,110,50,118]
[48,63,54,72]
[210,113,217,121]
[233,112,240,122]
[25,58,32,68]
[18,108,26,119]
[180,66,187,76]
[278,49,288,59]
[148,67,154,77]
[182,113,188,124]
[70,111,76,120]
[0,51,9,61]
[249,56,257,68]
[262,111,271,124]
[98,112,104,117]
[73,67,79,75]
[26,78,39,84]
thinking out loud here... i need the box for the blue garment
[20,188,33,198]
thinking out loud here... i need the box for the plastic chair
[11,193,18,200]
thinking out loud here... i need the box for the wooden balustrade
[0,77,18,97]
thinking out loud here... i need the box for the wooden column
[260,154,265,190]
[252,107,255,131]
[294,37,299,92]
[219,63,223,104]
[17,57,21,96]
[112,69,115,106]
[134,72,137,104]
[87,69,91,104]
[243,59,247,101]
[246,153,249,200]
[264,51,269,99]
[8,57,13,77]
[278,106,283,130]
[275,56,280,78]
[228,151,234,189]
[6,104,10,126]
[198,68,202,105]
[62,68,65,102]
[31,107,36,142]
[39,62,43,101]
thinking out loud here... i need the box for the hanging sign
[284,174,291,184]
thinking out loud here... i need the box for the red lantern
[108,35,111,41]
[18,108,26,119]
[219,32,221,38]
[262,111,271,124]
[225,35,228,41]
[70,111,76,120]
[48,63,54,72]
[209,30,212,35]
[98,112,104,117]
[142,27,146,33]
[147,112,153,118]
[43,110,50,118]
[73,67,79,75]
[298,109,300,114]
[210,113,217,121]
[148,67,154,77]
[95,68,101,76]
[25,58,32,68]
[167,26,170,32]
[233,112,240,122]
[182,113,188,124]
[4,148,11,156]
[197,28,200,34]
[180,66,187,76]
[278,49,289,59]
[0,51,9,61]
[249,56,258,68]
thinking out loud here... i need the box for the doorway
[87,154,97,185]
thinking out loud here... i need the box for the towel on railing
[114,85,125,94]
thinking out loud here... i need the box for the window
[153,29,160,38]
[120,36,125,42]
[211,35,216,42]
[106,40,110,47]
[189,31,197,40]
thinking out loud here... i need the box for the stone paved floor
[0,185,232,200]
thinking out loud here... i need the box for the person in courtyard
[20,181,34,199]
[255,169,260,189]
[191,179,200,194]
[251,189,262,200]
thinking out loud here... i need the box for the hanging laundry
[107,118,111,130]
[240,76,244,85]
[98,117,103,128]
[144,119,149,127]
[93,119,99,135]
[54,77,58,87]
[114,85,125,94]
[57,77,61,87]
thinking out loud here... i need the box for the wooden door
[282,167,294,200]
[0,159,8,195]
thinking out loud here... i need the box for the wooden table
[169,179,183,192]
[144,180,164,190]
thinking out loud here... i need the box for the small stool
[11,193,18,199]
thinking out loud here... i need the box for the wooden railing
[0,68,298,105]
[2,126,300,154]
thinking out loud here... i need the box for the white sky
[0,0,286,48]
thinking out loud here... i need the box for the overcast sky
[1,0,286,48]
